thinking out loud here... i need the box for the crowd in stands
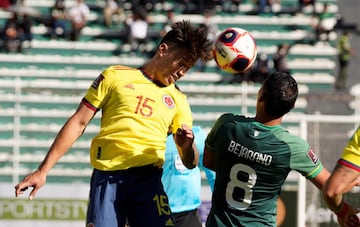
[0,0,343,77]
[1,12,32,53]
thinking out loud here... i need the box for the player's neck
[254,115,282,126]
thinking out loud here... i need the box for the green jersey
[205,113,323,227]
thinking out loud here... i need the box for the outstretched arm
[14,102,95,200]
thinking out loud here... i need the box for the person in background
[103,0,124,27]
[125,5,152,55]
[49,0,68,39]
[14,20,214,227]
[194,9,219,72]
[2,12,21,53]
[203,72,331,227]
[68,0,90,41]
[312,3,336,43]
[335,30,353,91]
[162,125,215,227]
[17,14,33,50]
[322,126,360,227]
[249,52,272,83]
[273,43,291,74]
[298,0,316,15]
[160,9,176,38]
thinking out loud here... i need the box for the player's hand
[174,124,198,169]
[174,124,194,150]
[14,169,47,200]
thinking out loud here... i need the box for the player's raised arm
[14,102,95,200]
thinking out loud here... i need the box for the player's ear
[158,43,169,56]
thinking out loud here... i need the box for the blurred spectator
[228,0,242,13]
[17,14,33,49]
[103,0,124,27]
[159,9,176,38]
[298,0,316,15]
[68,0,90,41]
[2,12,22,53]
[181,0,205,14]
[195,9,219,72]
[312,3,336,43]
[202,9,219,42]
[210,0,241,13]
[249,52,272,83]
[49,0,68,39]
[335,30,353,91]
[125,5,151,55]
[273,43,291,74]
[257,0,274,14]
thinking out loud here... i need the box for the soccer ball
[213,27,257,74]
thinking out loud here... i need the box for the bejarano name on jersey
[228,140,272,166]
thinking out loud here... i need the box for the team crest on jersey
[307,148,319,164]
[91,75,104,89]
[162,95,175,109]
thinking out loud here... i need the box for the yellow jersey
[339,127,360,172]
[83,65,193,170]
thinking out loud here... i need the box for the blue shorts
[86,165,175,227]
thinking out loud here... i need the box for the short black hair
[261,72,298,118]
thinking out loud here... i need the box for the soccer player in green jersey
[322,127,360,226]
[14,20,213,227]
[203,72,331,227]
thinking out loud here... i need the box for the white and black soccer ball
[213,27,257,74]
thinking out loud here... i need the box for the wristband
[335,202,349,218]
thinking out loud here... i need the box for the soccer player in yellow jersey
[323,127,360,227]
[14,20,213,227]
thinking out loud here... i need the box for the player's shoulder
[103,65,139,74]
[218,113,251,124]
[274,128,309,148]
[101,65,141,81]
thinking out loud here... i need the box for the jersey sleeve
[288,136,323,179]
[338,128,360,172]
[83,66,116,109]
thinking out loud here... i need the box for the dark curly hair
[262,72,298,118]
[160,20,214,62]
